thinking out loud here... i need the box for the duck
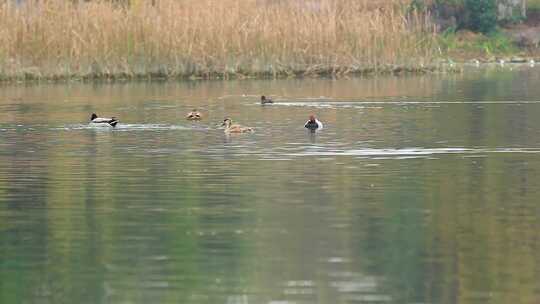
[90,113,118,127]
[221,118,253,133]
[260,95,274,105]
[186,109,202,120]
[304,115,323,131]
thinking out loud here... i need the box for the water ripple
[271,100,540,108]
[53,123,198,131]
[288,147,540,158]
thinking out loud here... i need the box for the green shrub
[426,0,498,34]
[464,0,498,33]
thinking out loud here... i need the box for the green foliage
[432,0,465,18]
[464,0,498,34]
[530,0,540,10]
[437,27,459,50]
[437,27,518,57]
[409,0,427,12]
[482,31,517,54]
[428,0,498,33]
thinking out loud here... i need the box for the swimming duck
[90,113,118,127]
[186,109,202,120]
[221,118,253,133]
[260,95,274,105]
[304,115,323,131]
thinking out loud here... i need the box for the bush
[464,0,497,34]
[425,0,498,34]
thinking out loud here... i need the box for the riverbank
[0,0,441,81]
[0,0,538,82]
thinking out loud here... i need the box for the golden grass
[0,0,438,80]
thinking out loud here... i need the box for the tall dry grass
[0,0,438,80]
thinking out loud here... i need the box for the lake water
[1,67,539,304]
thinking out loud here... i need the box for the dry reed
[0,0,439,81]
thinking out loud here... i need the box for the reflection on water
[1,68,540,304]
[54,124,200,132]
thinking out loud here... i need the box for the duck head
[221,118,232,128]
[309,114,316,122]
[91,113,98,120]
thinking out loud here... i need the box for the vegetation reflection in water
[0,68,540,304]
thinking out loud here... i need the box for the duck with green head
[90,113,118,127]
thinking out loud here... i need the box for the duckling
[186,109,202,120]
[90,113,118,127]
[221,118,253,133]
[304,115,323,131]
[260,95,274,105]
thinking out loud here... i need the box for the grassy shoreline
[1,65,447,82]
[0,0,537,82]
[0,0,442,81]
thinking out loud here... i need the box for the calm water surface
[1,67,540,304]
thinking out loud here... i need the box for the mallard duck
[304,115,323,131]
[221,118,253,133]
[90,113,118,127]
[260,95,274,105]
[186,109,202,120]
